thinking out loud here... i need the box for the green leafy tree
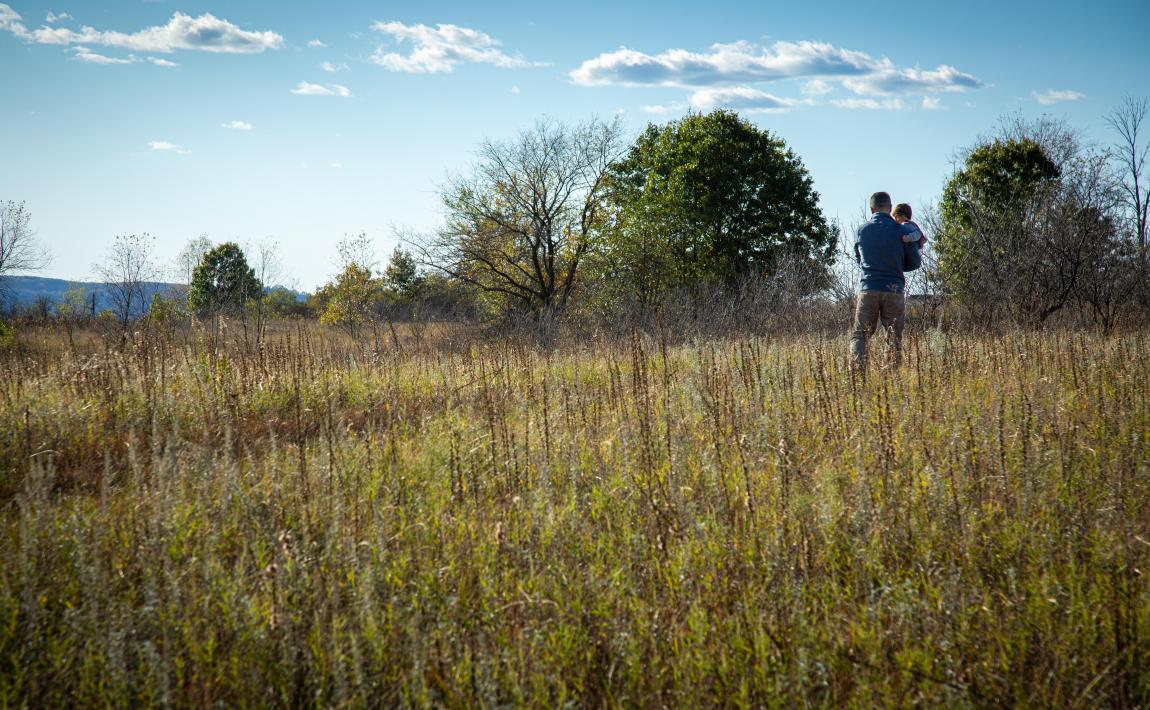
[602,110,836,305]
[383,246,423,303]
[935,137,1061,297]
[316,263,385,336]
[188,242,262,317]
[935,117,1125,326]
[145,292,186,336]
[264,287,311,319]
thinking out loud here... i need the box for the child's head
[892,203,913,224]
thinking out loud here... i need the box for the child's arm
[901,220,927,245]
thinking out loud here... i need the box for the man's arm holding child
[903,239,922,272]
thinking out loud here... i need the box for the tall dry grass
[1,323,1147,706]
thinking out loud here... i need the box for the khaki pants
[850,290,905,365]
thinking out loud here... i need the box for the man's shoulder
[859,214,895,236]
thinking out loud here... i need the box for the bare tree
[248,238,284,345]
[1105,96,1149,259]
[93,233,160,325]
[413,117,625,319]
[175,234,213,285]
[336,232,377,271]
[0,201,51,301]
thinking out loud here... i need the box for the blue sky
[2,0,1147,289]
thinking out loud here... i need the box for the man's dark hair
[893,203,913,220]
[869,191,892,211]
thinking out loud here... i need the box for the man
[850,191,922,366]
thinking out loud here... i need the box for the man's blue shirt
[853,212,922,293]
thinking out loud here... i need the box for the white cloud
[509,85,520,94]
[572,40,885,87]
[330,162,343,169]
[222,120,253,130]
[571,38,982,113]
[832,97,904,110]
[45,11,71,23]
[148,57,177,67]
[291,81,351,97]
[688,86,805,113]
[0,4,282,53]
[801,79,833,96]
[369,21,541,73]
[71,46,133,64]
[841,64,982,96]
[921,96,942,110]
[148,140,191,154]
[1031,89,1084,105]
[307,39,326,48]
[320,60,348,73]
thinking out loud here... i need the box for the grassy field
[1,323,1147,706]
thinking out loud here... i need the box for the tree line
[2,99,1148,342]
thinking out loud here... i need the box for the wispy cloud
[921,96,942,110]
[369,21,543,73]
[44,10,70,23]
[71,46,132,64]
[291,81,351,97]
[307,39,326,48]
[320,60,348,73]
[688,86,806,113]
[801,79,833,96]
[0,4,282,53]
[69,46,176,66]
[1031,89,1084,105]
[148,140,191,154]
[222,120,253,130]
[831,97,905,110]
[641,102,688,115]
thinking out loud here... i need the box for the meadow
[0,322,1147,706]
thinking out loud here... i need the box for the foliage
[382,246,423,304]
[934,118,1126,326]
[145,292,186,329]
[264,287,311,319]
[0,327,1146,706]
[55,286,90,321]
[315,263,385,335]
[935,137,1060,294]
[600,110,836,308]
[188,242,262,317]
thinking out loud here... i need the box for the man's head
[892,203,913,224]
[869,191,892,214]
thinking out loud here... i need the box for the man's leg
[850,291,882,365]
[878,291,906,365]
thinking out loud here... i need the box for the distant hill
[0,275,179,317]
[0,275,306,317]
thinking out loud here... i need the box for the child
[893,203,926,245]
